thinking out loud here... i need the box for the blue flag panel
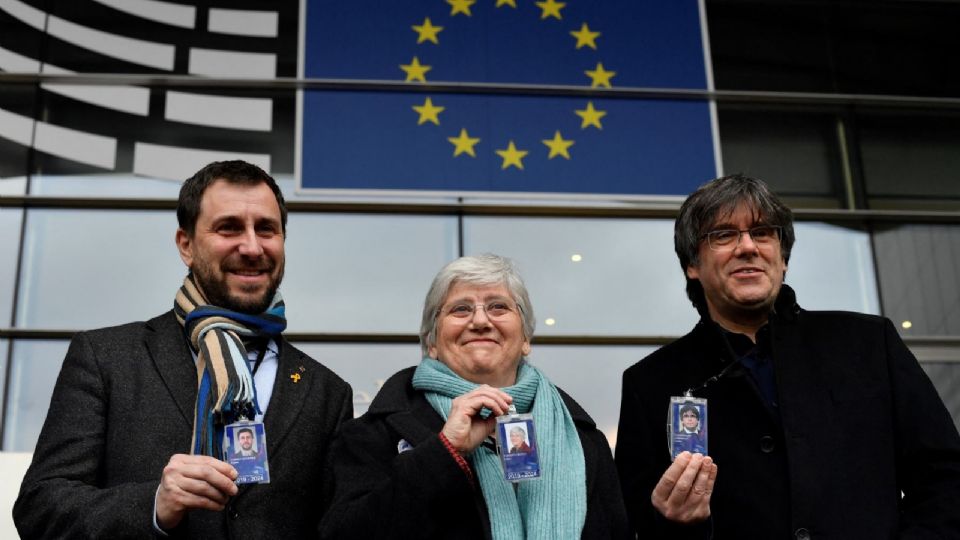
[300,0,716,197]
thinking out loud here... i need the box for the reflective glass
[787,222,879,314]
[464,217,697,336]
[16,209,184,329]
[3,340,68,452]
[530,345,654,448]
[0,209,21,327]
[282,214,458,333]
[873,224,960,336]
[293,343,422,418]
[860,111,960,210]
[717,105,843,208]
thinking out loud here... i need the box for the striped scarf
[412,358,587,540]
[174,275,286,457]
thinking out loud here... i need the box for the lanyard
[250,344,268,376]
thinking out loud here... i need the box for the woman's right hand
[441,385,513,454]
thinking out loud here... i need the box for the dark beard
[192,265,282,314]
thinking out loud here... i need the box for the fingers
[651,451,691,504]
[651,453,716,524]
[156,454,240,524]
[664,453,704,507]
[442,386,513,453]
[691,456,716,496]
[450,385,513,417]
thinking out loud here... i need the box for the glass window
[282,214,458,333]
[717,105,844,208]
[787,222,879,314]
[0,83,37,190]
[707,1,960,97]
[873,224,960,337]
[531,345,653,448]
[465,217,698,336]
[293,343,422,418]
[0,209,21,327]
[858,111,960,210]
[3,339,68,452]
[16,209,184,329]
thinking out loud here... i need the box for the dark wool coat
[320,367,631,540]
[616,285,960,540]
[14,311,353,539]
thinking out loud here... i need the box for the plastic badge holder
[495,405,541,482]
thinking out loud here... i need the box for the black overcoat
[14,310,353,539]
[320,366,631,540]
[616,286,960,539]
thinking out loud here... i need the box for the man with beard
[616,174,960,539]
[14,161,353,539]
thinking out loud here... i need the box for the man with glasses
[616,174,960,539]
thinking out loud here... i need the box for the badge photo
[495,411,541,482]
[667,396,708,460]
[223,421,271,484]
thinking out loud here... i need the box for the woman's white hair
[419,253,535,356]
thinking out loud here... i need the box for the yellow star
[575,101,607,130]
[495,141,528,170]
[496,0,517,7]
[412,97,444,125]
[570,23,600,50]
[448,128,481,157]
[412,17,443,45]
[400,56,431,82]
[535,0,565,20]
[446,0,475,16]
[585,62,616,88]
[542,130,574,159]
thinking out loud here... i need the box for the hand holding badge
[495,405,541,482]
[668,395,708,460]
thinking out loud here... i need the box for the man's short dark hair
[675,174,795,313]
[177,160,287,236]
[238,427,253,437]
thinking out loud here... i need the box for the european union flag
[300,0,717,197]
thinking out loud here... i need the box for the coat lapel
[261,340,311,458]
[145,311,197,427]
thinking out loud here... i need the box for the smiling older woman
[320,254,630,540]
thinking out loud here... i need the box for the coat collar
[694,283,803,360]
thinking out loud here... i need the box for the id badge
[667,396,708,460]
[223,420,271,484]
[495,406,541,482]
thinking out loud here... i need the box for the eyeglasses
[441,300,518,321]
[701,225,782,251]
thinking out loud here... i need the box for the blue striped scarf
[174,275,286,457]
[412,357,587,540]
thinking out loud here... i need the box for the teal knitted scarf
[412,357,587,540]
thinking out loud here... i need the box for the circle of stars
[400,0,615,171]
